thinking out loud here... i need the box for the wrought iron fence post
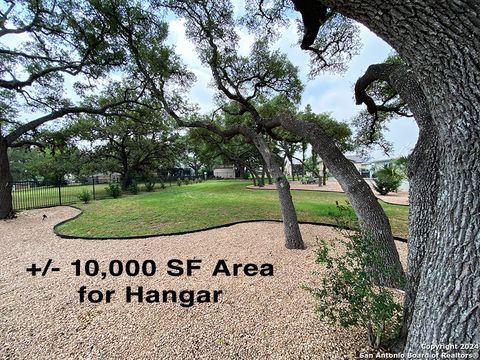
[92,176,96,200]
[58,180,62,206]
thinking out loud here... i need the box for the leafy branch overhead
[0,0,159,148]
[243,0,361,76]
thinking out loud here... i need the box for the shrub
[77,190,92,204]
[184,178,190,185]
[159,180,166,189]
[177,178,182,186]
[105,182,121,198]
[373,164,403,195]
[144,178,155,192]
[303,205,404,349]
[128,180,139,195]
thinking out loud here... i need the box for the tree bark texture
[303,0,480,352]
[121,168,131,190]
[245,128,305,249]
[0,139,14,219]
[388,66,441,345]
[322,163,327,186]
[355,63,442,346]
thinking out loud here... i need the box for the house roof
[345,154,367,163]
[371,158,398,164]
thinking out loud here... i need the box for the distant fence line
[12,175,205,211]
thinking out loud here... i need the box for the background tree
[0,0,150,218]
[142,0,403,272]
[71,92,178,189]
[257,95,301,181]
[299,104,353,185]
[178,129,218,177]
[186,128,264,184]
[8,146,81,183]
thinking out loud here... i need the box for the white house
[213,165,235,179]
[284,154,371,179]
[310,154,370,178]
[91,172,122,184]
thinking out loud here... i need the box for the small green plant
[77,190,92,204]
[303,204,404,349]
[128,180,139,195]
[105,182,121,198]
[176,178,182,186]
[373,164,404,195]
[184,178,190,185]
[145,179,155,192]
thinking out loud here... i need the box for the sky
[2,1,419,162]
[165,10,419,162]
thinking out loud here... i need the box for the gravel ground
[247,180,410,206]
[0,207,407,360]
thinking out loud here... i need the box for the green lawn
[55,180,409,239]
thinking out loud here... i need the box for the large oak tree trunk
[400,124,439,347]
[355,63,442,347]
[279,114,403,287]
[404,76,480,353]
[303,0,480,352]
[0,139,14,219]
[383,66,441,347]
[406,153,479,354]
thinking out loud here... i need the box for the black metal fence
[12,177,109,211]
[11,175,206,211]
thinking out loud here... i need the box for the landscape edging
[53,205,407,243]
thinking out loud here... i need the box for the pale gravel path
[0,207,407,360]
[247,180,410,206]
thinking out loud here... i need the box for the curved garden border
[53,205,407,243]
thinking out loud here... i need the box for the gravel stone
[0,207,407,359]
[247,180,409,205]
